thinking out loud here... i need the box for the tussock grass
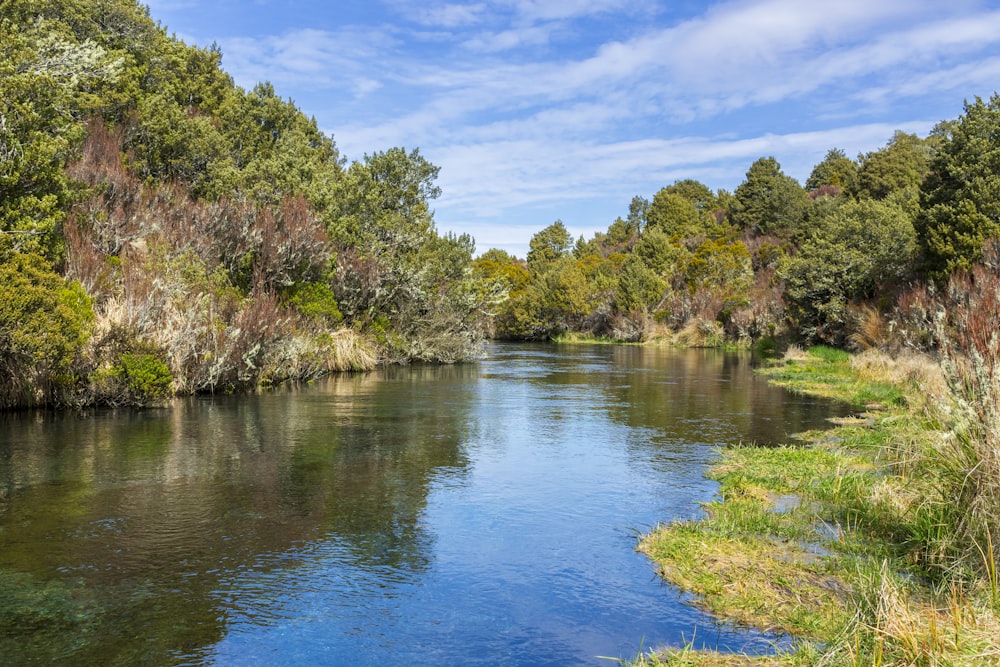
[675,318,726,348]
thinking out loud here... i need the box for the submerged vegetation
[635,344,1000,666]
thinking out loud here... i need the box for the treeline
[476,96,1000,352]
[0,0,502,409]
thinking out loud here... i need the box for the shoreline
[632,346,1000,666]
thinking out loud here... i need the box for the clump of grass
[675,318,726,348]
[639,443,863,644]
[623,642,817,666]
[760,345,905,408]
[930,266,1000,585]
[820,561,1000,666]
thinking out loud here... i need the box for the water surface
[0,344,846,665]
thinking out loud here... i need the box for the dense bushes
[0,0,498,410]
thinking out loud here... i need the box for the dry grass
[782,345,810,362]
[675,318,725,348]
[821,563,1000,666]
[849,349,948,411]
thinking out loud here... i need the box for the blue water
[0,344,845,665]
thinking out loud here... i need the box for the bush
[932,263,1000,578]
[0,248,94,408]
[91,352,173,407]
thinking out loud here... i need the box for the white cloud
[169,0,1000,254]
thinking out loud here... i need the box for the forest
[3,0,1000,410]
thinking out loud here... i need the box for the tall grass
[929,265,1000,584]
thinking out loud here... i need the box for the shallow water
[0,343,846,665]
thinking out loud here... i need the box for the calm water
[0,344,846,665]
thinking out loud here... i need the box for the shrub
[91,352,172,407]
[932,263,1000,577]
[0,248,94,408]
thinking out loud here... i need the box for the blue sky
[144,0,1000,257]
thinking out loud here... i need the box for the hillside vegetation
[4,0,1000,411]
[1,0,502,408]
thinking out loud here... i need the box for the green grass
[635,347,1000,666]
[757,348,905,408]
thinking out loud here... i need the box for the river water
[0,343,845,665]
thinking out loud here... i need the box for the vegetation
[633,344,1000,666]
[476,94,1000,360]
[0,0,501,408]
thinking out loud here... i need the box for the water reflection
[0,345,847,665]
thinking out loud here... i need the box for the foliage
[526,220,573,269]
[850,130,932,216]
[730,157,809,239]
[90,351,172,406]
[916,94,1000,283]
[0,246,94,408]
[781,198,917,343]
[933,261,1000,577]
[805,148,858,193]
[615,253,665,315]
[646,190,701,238]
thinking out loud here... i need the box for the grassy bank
[634,346,1000,666]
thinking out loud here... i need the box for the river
[0,343,846,665]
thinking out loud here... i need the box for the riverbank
[634,346,1000,666]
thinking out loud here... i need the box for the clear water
[0,343,847,665]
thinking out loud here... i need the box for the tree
[0,15,122,260]
[850,131,932,210]
[627,195,650,235]
[647,190,701,238]
[916,94,1000,283]
[730,157,809,239]
[662,179,718,212]
[782,198,917,341]
[615,253,665,314]
[806,148,858,193]
[526,220,572,268]
[0,246,94,408]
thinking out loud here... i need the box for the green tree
[850,131,932,211]
[730,157,809,239]
[615,253,665,313]
[634,227,688,277]
[916,94,1000,283]
[0,15,122,259]
[806,148,858,193]
[662,179,718,212]
[0,247,94,408]
[627,195,650,236]
[781,198,917,341]
[684,239,753,295]
[526,220,572,268]
[647,190,701,238]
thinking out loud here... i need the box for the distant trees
[478,93,1000,350]
[806,148,858,194]
[730,157,809,239]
